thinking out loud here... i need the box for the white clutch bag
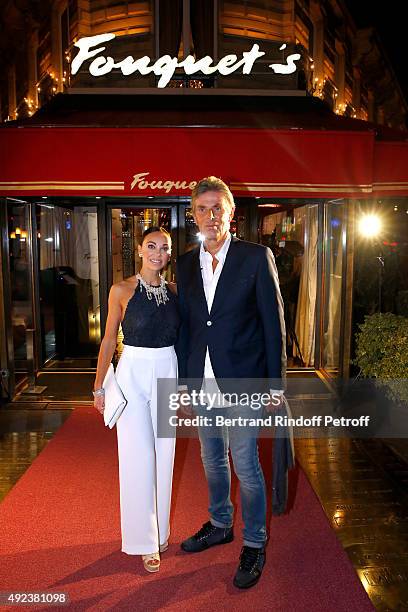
[102,363,128,429]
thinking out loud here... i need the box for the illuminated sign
[71,34,301,88]
[130,172,197,193]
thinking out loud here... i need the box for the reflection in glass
[7,202,31,371]
[259,203,318,367]
[112,208,172,282]
[322,201,345,371]
[36,203,100,368]
[294,205,319,367]
[185,209,199,251]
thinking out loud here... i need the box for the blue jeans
[197,404,267,548]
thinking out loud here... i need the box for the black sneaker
[180,521,234,553]
[233,545,266,589]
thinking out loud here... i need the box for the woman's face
[138,231,171,272]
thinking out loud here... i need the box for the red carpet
[0,407,373,611]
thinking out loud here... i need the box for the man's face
[193,191,235,242]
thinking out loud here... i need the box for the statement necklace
[136,273,169,307]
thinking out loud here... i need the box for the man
[176,176,286,589]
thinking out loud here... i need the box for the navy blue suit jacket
[176,237,286,390]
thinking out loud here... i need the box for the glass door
[6,200,34,383]
[321,200,347,374]
[109,205,175,283]
[35,201,100,369]
[258,201,319,368]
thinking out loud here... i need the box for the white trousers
[115,344,177,555]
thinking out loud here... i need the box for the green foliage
[354,313,408,405]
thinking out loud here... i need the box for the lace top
[121,281,180,348]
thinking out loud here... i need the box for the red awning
[373,141,408,197]
[0,126,379,198]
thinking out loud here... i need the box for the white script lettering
[131,172,197,193]
[269,53,301,75]
[72,34,299,86]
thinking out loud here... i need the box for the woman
[93,226,179,573]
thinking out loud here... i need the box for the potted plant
[354,313,408,406]
[342,313,408,439]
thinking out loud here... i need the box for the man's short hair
[191,176,235,213]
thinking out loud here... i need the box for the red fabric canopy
[0,125,406,198]
[373,141,408,196]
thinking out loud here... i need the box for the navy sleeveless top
[121,281,180,348]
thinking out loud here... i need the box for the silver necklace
[136,273,169,307]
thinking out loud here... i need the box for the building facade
[1,0,408,401]
[1,0,407,128]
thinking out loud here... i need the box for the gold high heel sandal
[142,552,160,573]
[142,542,168,573]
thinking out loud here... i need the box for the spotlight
[358,214,381,238]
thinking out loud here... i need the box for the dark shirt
[121,282,180,348]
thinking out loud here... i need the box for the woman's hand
[94,393,105,415]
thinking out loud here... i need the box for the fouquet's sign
[130,172,197,193]
[71,34,301,88]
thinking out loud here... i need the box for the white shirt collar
[199,233,232,265]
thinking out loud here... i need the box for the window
[157,0,216,87]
